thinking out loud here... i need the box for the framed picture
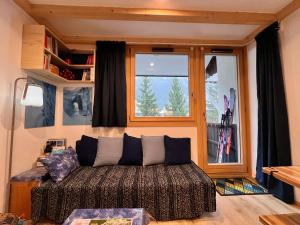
[25,78,56,128]
[63,87,93,125]
[44,138,66,153]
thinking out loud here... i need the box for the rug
[213,178,268,196]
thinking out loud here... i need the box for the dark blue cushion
[118,133,143,165]
[76,135,98,166]
[164,135,191,165]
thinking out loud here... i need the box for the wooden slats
[29,4,276,25]
[12,0,300,47]
[61,35,245,46]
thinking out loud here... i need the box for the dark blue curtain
[92,41,127,127]
[255,22,294,203]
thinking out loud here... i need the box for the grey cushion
[141,135,165,166]
[93,137,123,166]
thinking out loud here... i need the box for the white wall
[280,8,300,202]
[0,0,38,211]
[247,8,300,202]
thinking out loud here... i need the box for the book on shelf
[43,54,51,70]
[82,69,91,81]
[86,55,94,65]
[53,39,59,55]
[44,35,59,55]
[50,64,59,75]
[45,35,52,52]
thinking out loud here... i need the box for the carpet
[213,178,268,196]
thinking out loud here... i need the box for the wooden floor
[37,194,300,225]
[149,194,300,225]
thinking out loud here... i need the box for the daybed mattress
[32,163,216,223]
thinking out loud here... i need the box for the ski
[216,88,236,163]
[217,95,229,163]
[225,88,236,158]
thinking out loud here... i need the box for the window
[128,47,195,124]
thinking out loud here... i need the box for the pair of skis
[216,88,236,163]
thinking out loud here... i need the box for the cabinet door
[9,181,40,219]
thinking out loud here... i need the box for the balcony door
[197,48,249,176]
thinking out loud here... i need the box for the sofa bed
[31,134,216,223]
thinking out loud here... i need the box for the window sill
[127,120,197,127]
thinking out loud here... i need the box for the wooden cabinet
[21,24,95,84]
[9,181,40,219]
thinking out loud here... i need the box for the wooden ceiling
[14,0,300,46]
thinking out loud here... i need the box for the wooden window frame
[197,47,251,176]
[126,45,197,127]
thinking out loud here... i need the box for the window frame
[196,47,250,175]
[127,46,197,127]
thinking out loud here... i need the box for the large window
[136,54,189,117]
[128,47,195,124]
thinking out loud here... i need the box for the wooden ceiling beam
[14,0,64,38]
[242,0,300,45]
[14,0,300,47]
[28,4,276,25]
[277,0,300,21]
[61,35,245,46]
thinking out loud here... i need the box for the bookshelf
[21,25,95,84]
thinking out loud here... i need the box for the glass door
[199,48,248,174]
[205,54,241,164]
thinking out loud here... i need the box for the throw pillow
[93,137,123,166]
[118,133,143,165]
[164,135,191,165]
[42,147,79,182]
[141,135,165,166]
[76,135,98,166]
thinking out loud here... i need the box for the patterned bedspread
[32,163,216,223]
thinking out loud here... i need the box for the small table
[260,166,300,225]
[10,167,48,219]
[63,209,152,225]
[262,166,300,188]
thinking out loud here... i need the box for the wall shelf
[28,69,94,84]
[44,48,95,69]
[21,25,95,84]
